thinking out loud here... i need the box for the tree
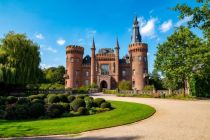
[0,32,41,86]
[149,69,163,90]
[42,66,65,84]
[155,27,209,96]
[173,0,210,41]
[118,80,132,90]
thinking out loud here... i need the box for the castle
[64,17,148,90]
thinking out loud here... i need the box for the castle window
[133,69,135,75]
[86,71,89,77]
[138,56,142,61]
[75,71,79,77]
[132,81,135,86]
[70,58,74,62]
[84,80,89,86]
[101,64,109,75]
[122,70,126,77]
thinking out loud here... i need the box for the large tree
[0,32,41,86]
[155,27,209,95]
[173,0,210,41]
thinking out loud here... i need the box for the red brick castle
[64,17,148,90]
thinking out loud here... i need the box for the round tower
[129,16,148,90]
[65,45,84,88]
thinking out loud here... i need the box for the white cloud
[128,28,132,32]
[40,63,56,69]
[40,44,57,53]
[159,20,173,32]
[56,38,66,46]
[175,16,193,27]
[138,17,158,38]
[35,33,44,40]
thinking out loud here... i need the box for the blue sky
[0,0,200,73]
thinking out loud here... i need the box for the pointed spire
[115,35,120,49]
[92,36,95,49]
[134,16,138,25]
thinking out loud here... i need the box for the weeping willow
[0,32,41,85]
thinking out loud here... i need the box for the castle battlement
[66,45,84,54]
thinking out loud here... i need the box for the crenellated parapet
[66,45,84,54]
[128,43,148,53]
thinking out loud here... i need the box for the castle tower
[115,36,120,84]
[65,45,84,88]
[90,37,96,85]
[129,16,148,90]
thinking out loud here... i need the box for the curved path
[10,93,210,140]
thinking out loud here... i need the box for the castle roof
[98,48,114,54]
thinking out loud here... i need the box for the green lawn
[0,101,155,138]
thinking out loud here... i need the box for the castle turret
[65,45,84,88]
[115,36,120,84]
[90,37,96,85]
[129,16,148,90]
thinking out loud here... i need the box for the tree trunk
[183,79,186,97]
[168,88,172,95]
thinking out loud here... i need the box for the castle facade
[64,17,148,90]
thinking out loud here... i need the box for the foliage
[0,32,40,85]
[70,98,85,111]
[148,69,163,90]
[94,98,105,107]
[46,104,64,118]
[67,95,75,103]
[155,26,209,95]
[100,102,111,109]
[84,96,94,109]
[77,107,87,115]
[29,103,45,118]
[39,83,64,90]
[6,96,17,104]
[17,97,30,105]
[118,80,132,90]
[173,0,210,40]
[47,94,59,103]
[103,89,118,94]
[57,94,68,102]
[143,85,154,91]
[31,99,44,104]
[0,96,6,106]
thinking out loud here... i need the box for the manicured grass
[0,101,155,138]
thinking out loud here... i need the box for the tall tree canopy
[155,27,210,95]
[0,32,41,85]
[173,0,210,40]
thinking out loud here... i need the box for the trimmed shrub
[57,94,68,102]
[0,96,6,106]
[5,105,16,119]
[143,85,154,90]
[28,95,39,100]
[31,99,44,104]
[15,104,29,119]
[37,94,46,99]
[94,98,105,107]
[76,95,86,99]
[67,95,75,103]
[29,103,45,118]
[47,95,59,103]
[71,98,85,111]
[58,102,70,112]
[6,96,17,104]
[0,109,6,118]
[17,97,30,105]
[84,96,94,109]
[100,102,111,109]
[77,107,87,115]
[118,80,132,90]
[46,104,64,118]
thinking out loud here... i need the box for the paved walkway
[8,93,210,140]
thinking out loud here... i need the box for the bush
[17,97,30,105]
[47,94,59,103]
[57,94,68,102]
[143,85,154,90]
[37,94,46,99]
[31,99,44,104]
[94,98,105,107]
[103,89,118,94]
[76,95,86,99]
[5,105,16,119]
[71,98,85,111]
[46,104,64,118]
[58,102,70,112]
[29,103,45,118]
[84,96,94,109]
[77,107,87,115]
[0,109,6,118]
[67,95,75,103]
[15,104,29,119]
[100,102,111,109]
[6,96,17,104]
[118,80,132,90]
[28,94,42,100]
[0,96,6,106]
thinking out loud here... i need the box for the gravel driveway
[7,93,210,140]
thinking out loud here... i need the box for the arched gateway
[100,80,108,89]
